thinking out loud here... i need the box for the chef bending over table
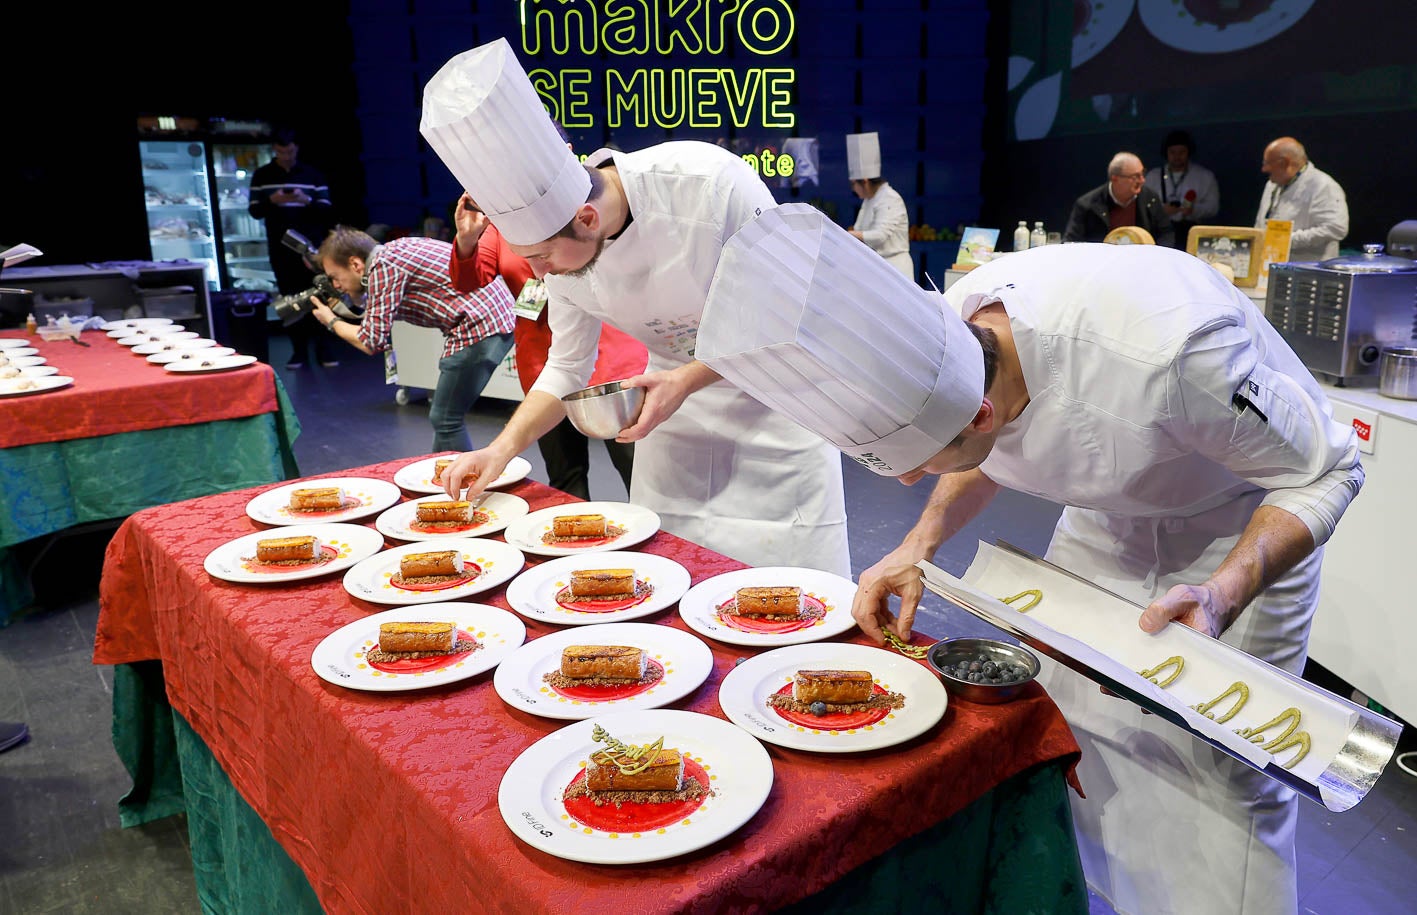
[696,205,1364,915]
[418,38,849,576]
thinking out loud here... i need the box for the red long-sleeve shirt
[449,224,646,393]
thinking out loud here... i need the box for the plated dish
[392,454,533,495]
[104,318,174,335]
[503,501,661,558]
[718,642,948,753]
[497,709,773,864]
[311,602,527,692]
[504,550,690,626]
[133,337,220,355]
[0,339,39,349]
[3,364,60,378]
[0,346,38,358]
[492,622,714,720]
[341,537,525,606]
[0,375,73,397]
[117,330,199,346]
[245,477,403,526]
[677,566,859,647]
[203,523,385,584]
[374,491,530,541]
[164,354,259,374]
[0,355,46,368]
[147,346,236,365]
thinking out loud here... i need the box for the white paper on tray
[920,542,1360,784]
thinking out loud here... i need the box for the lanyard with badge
[514,276,548,320]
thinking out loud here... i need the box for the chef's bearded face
[508,212,605,279]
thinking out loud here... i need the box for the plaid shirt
[357,237,515,358]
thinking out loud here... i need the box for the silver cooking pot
[1378,346,1417,400]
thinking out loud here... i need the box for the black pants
[537,417,634,501]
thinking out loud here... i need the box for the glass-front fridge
[211,140,277,292]
[139,139,220,289]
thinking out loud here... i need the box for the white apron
[1042,492,1315,915]
[535,142,851,577]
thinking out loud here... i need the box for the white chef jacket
[1252,163,1349,262]
[852,181,914,278]
[1144,162,1220,225]
[532,141,850,576]
[945,242,1363,915]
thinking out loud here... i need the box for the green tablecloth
[112,663,1086,914]
[0,379,300,625]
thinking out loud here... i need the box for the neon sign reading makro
[520,0,797,131]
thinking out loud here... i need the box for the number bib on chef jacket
[513,277,548,321]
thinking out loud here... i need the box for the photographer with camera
[309,226,515,452]
[248,127,338,368]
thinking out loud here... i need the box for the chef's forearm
[902,469,1000,556]
[675,360,722,393]
[486,390,567,459]
[1204,505,1315,627]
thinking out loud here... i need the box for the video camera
[271,230,364,326]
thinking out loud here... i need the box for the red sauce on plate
[562,758,711,833]
[390,563,482,591]
[715,594,828,633]
[552,581,652,613]
[547,659,666,701]
[242,545,339,574]
[363,630,476,673]
[768,682,893,729]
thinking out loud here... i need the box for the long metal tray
[918,541,1403,812]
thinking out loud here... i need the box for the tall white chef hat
[845,132,882,181]
[419,38,590,246]
[699,204,985,476]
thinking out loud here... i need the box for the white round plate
[132,337,220,355]
[374,492,531,542]
[245,476,404,526]
[341,537,525,606]
[105,318,174,335]
[718,643,947,754]
[0,375,73,397]
[0,346,38,358]
[493,622,714,720]
[202,522,384,584]
[393,454,533,495]
[504,551,690,626]
[498,709,773,865]
[0,338,37,349]
[0,355,45,368]
[677,567,859,647]
[1072,0,1135,67]
[311,602,527,692]
[117,330,198,346]
[503,501,661,558]
[147,346,236,365]
[163,354,259,374]
[7,364,59,377]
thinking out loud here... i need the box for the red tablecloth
[0,329,278,448]
[95,458,1081,914]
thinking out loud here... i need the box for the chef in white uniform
[698,205,1364,914]
[418,39,849,575]
[845,132,914,279]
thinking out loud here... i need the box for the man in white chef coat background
[419,38,850,576]
[696,205,1364,915]
[845,132,914,280]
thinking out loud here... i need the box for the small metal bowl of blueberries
[927,637,1040,704]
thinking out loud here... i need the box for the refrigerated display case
[211,139,277,292]
[139,140,220,289]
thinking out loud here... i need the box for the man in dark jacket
[248,127,338,368]
[1063,151,1175,248]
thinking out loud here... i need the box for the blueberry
[968,660,983,673]
[809,701,828,716]
[982,661,999,676]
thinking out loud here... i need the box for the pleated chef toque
[845,132,881,181]
[420,38,590,246]
[698,204,985,476]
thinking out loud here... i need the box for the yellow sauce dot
[657,828,668,834]
[681,819,692,826]
[609,833,619,839]
[632,833,642,838]
[583,827,593,835]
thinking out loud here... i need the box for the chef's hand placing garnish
[441,448,506,502]
[1139,581,1234,641]
[614,362,721,443]
[852,541,934,645]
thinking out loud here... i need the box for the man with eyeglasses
[1063,151,1174,247]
